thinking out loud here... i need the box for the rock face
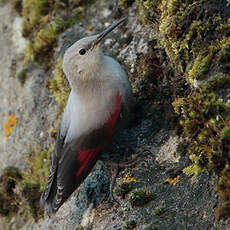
[0,3,58,172]
[0,0,230,229]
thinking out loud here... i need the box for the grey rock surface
[0,3,59,173]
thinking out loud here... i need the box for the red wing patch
[76,148,101,176]
[106,91,122,132]
[76,91,122,177]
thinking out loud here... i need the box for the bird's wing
[40,92,122,215]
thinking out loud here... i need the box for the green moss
[203,73,230,92]
[12,0,23,14]
[0,167,22,216]
[221,126,230,140]
[11,145,54,219]
[153,206,165,216]
[118,0,135,9]
[216,36,230,63]
[174,89,230,174]
[136,0,160,23]
[47,58,70,113]
[51,10,82,34]
[21,0,96,65]
[187,36,230,84]
[143,225,160,230]
[136,0,230,220]
[33,24,57,58]
[129,189,154,207]
[17,182,42,219]
[24,42,35,63]
[115,182,133,198]
[124,220,136,230]
[188,52,213,83]
[0,145,53,220]
[16,66,28,85]
[22,0,50,37]
[158,0,230,77]
[173,86,230,217]
[22,145,53,192]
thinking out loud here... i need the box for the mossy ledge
[21,0,96,66]
[129,189,154,207]
[134,0,230,219]
[0,146,53,223]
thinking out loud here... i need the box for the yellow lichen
[165,175,180,185]
[4,114,17,138]
[122,173,137,183]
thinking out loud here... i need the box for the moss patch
[0,167,22,216]
[153,206,166,216]
[22,145,53,192]
[12,0,23,14]
[20,145,53,219]
[118,0,135,9]
[136,0,160,23]
[143,225,160,230]
[129,189,154,207]
[22,0,96,65]
[173,86,230,217]
[47,58,70,113]
[115,182,133,198]
[17,66,28,85]
[124,220,136,230]
[159,1,230,77]
[0,145,53,221]
[134,0,230,219]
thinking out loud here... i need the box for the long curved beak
[95,17,127,45]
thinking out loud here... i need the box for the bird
[40,18,133,215]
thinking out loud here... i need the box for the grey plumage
[40,18,132,215]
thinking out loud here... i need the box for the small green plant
[12,0,23,14]
[115,182,133,198]
[0,145,54,221]
[124,220,136,230]
[22,145,53,192]
[129,189,154,207]
[118,0,135,9]
[0,166,22,216]
[154,206,165,216]
[143,225,160,230]
[17,66,28,85]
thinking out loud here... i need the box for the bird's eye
[79,49,86,55]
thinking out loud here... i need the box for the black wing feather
[40,125,110,215]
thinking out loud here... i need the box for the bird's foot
[102,149,152,204]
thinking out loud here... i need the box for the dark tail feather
[40,144,103,215]
[40,173,58,216]
[40,154,59,216]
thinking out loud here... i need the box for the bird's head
[62,18,126,87]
